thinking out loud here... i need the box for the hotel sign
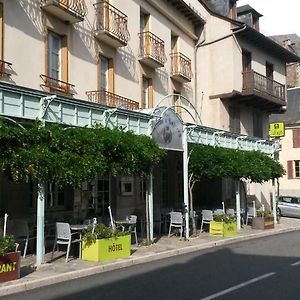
[269,122,285,138]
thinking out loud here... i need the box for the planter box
[209,221,237,237]
[82,235,131,262]
[252,217,274,230]
[0,251,20,283]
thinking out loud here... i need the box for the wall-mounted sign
[152,108,183,151]
[269,122,285,138]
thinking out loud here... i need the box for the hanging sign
[269,122,285,138]
[152,109,183,151]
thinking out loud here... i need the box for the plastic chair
[226,209,235,216]
[245,207,256,225]
[7,219,35,258]
[168,212,184,239]
[128,215,138,245]
[51,222,81,262]
[200,210,213,233]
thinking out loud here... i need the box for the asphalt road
[3,231,300,300]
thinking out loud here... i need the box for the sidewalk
[1,217,300,297]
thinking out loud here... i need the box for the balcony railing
[0,60,12,77]
[40,0,87,23]
[139,31,167,68]
[86,90,139,111]
[93,1,130,47]
[170,52,192,82]
[40,74,75,96]
[243,70,286,102]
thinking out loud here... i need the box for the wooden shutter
[61,35,68,83]
[293,129,300,148]
[148,78,153,108]
[108,58,114,93]
[287,160,294,179]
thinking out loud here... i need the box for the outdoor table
[70,224,88,258]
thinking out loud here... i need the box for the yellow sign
[269,122,285,137]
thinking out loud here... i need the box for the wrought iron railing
[40,74,75,95]
[170,52,192,81]
[93,1,130,45]
[86,90,139,111]
[0,59,12,76]
[139,31,167,66]
[40,0,87,19]
[243,70,286,101]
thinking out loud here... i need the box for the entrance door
[266,62,274,94]
[94,175,111,220]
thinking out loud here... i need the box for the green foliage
[0,119,165,185]
[189,144,284,183]
[82,223,129,247]
[256,210,272,217]
[213,214,236,224]
[0,235,15,256]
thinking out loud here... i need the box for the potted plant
[0,235,20,283]
[252,210,274,230]
[82,224,131,262]
[210,214,237,237]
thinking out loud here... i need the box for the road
[3,231,300,300]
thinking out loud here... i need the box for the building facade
[0,0,298,227]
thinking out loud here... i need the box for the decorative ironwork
[94,1,130,45]
[40,0,87,19]
[139,31,167,66]
[0,60,12,76]
[40,74,75,96]
[170,52,192,81]
[86,90,139,111]
[243,70,286,101]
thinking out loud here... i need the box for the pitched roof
[269,34,300,57]
[237,4,263,18]
[270,87,300,125]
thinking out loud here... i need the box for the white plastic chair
[7,219,35,258]
[168,212,184,239]
[245,207,256,225]
[128,215,138,245]
[51,222,81,262]
[200,210,213,233]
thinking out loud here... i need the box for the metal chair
[200,210,213,233]
[51,222,81,262]
[7,219,35,258]
[168,212,184,239]
[128,215,138,245]
[245,207,256,225]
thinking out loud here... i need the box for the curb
[1,226,300,297]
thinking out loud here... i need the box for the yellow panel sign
[269,122,285,138]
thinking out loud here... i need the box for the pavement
[1,217,300,297]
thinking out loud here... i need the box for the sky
[238,0,300,37]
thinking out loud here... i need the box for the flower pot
[82,235,131,262]
[0,251,21,283]
[209,221,237,237]
[252,216,274,230]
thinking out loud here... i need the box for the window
[95,175,110,216]
[253,111,263,138]
[171,35,178,53]
[173,90,182,115]
[0,3,3,60]
[292,129,300,148]
[229,106,240,134]
[99,55,114,92]
[242,49,251,73]
[141,76,153,108]
[47,31,68,82]
[140,12,149,32]
[121,177,133,196]
[287,160,300,179]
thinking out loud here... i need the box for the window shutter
[61,35,68,83]
[108,58,114,93]
[287,160,294,179]
[0,3,3,60]
[293,129,300,148]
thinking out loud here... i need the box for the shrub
[0,235,16,256]
[213,214,236,224]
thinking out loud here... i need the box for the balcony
[0,60,12,77]
[40,75,75,96]
[86,90,139,111]
[40,0,87,23]
[93,1,130,48]
[170,52,192,83]
[139,31,167,68]
[240,70,286,111]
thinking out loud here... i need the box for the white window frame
[100,56,109,91]
[48,32,61,80]
[295,160,300,178]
